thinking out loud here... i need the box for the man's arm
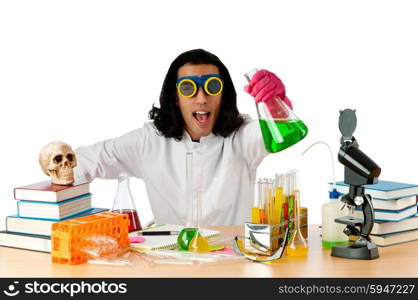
[74,127,147,182]
[233,116,269,170]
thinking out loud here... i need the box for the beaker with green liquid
[245,69,308,153]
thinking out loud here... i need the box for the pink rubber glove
[244,69,293,109]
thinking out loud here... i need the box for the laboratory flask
[177,152,209,252]
[112,174,142,232]
[286,171,308,257]
[245,69,308,153]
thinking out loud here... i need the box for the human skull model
[39,141,77,185]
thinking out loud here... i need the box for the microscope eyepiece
[338,146,381,180]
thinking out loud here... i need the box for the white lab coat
[74,115,268,225]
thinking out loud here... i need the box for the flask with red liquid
[112,174,142,232]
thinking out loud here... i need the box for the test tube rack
[244,208,308,255]
[51,212,130,265]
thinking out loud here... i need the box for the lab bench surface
[0,225,417,278]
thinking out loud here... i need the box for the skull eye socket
[66,154,73,162]
[53,155,63,164]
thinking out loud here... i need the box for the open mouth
[193,111,211,125]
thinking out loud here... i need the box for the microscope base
[331,241,379,260]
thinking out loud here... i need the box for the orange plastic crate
[51,211,130,265]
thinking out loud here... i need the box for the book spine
[17,193,92,205]
[16,208,94,222]
[5,216,10,231]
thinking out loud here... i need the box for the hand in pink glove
[244,69,293,109]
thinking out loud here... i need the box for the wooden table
[1,225,417,277]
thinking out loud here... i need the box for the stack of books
[0,181,107,252]
[334,180,418,247]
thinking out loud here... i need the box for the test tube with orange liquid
[252,180,261,224]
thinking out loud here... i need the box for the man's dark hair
[149,49,243,140]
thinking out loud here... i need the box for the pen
[135,231,180,236]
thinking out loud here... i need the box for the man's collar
[182,130,217,144]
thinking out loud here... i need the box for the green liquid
[322,240,348,250]
[288,195,294,234]
[177,228,199,250]
[259,119,308,153]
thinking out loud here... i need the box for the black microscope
[331,109,382,260]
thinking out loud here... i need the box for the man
[74,49,291,225]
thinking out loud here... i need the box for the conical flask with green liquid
[245,69,308,153]
[177,152,209,253]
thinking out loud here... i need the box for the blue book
[333,180,418,200]
[372,216,418,235]
[0,230,51,253]
[355,204,418,222]
[6,208,108,237]
[17,193,92,221]
[373,205,418,222]
[371,228,418,247]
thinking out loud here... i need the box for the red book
[14,181,90,203]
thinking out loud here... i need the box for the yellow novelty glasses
[176,74,223,98]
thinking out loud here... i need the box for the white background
[1,0,417,228]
